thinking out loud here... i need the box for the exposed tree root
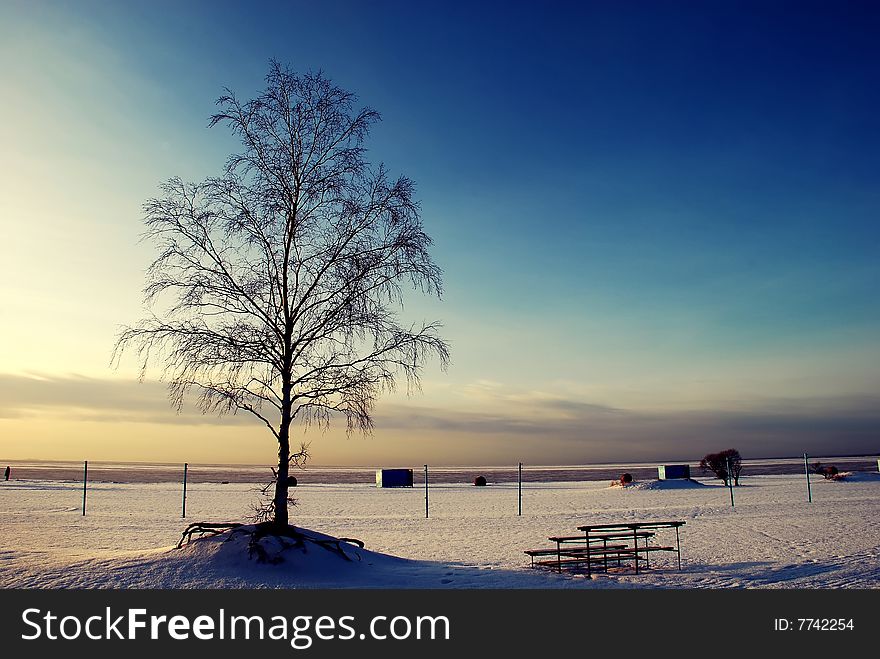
[177,522,244,548]
[177,521,365,564]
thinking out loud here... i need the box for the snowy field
[1,473,879,588]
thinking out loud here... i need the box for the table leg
[633,527,639,574]
[586,531,592,576]
[676,526,681,570]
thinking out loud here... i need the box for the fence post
[726,457,734,507]
[182,462,188,518]
[82,460,88,516]
[424,464,429,519]
[804,453,812,503]
[518,462,522,516]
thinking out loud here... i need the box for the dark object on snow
[619,473,633,484]
[700,449,742,486]
[811,462,841,480]
[4,466,9,481]
[474,475,487,486]
[658,465,690,480]
[287,476,298,487]
[376,469,414,488]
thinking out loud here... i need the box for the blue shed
[376,468,414,488]
[658,465,691,480]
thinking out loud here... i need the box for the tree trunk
[273,380,292,529]
[273,430,290,529]
[274,319,293,529]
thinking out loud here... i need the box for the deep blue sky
[1,1,878,463]
[88,0,880,355]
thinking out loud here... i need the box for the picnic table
[577,521,685,574]
[525,520,685,575]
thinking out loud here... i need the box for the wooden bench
[576,521,685,575]
[524,543,629,570]
[532,552,628,570]
[549,531,655,543]
[549,531,655,550]
[530,545,679,571]
[526,520,685,575]
[545,531,656,572]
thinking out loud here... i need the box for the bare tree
[114,61,449,529]
[699,448,742,486]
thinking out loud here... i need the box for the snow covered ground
[1,473,878,588]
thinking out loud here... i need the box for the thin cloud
[0,373,252,426]
[376,394,880,458]
[1,373,878,458]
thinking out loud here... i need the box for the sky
[0,0,878,466]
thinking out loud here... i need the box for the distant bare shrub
[700,449,742,486]
[811,462,843,480]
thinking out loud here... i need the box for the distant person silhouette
[4,466,9,481]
